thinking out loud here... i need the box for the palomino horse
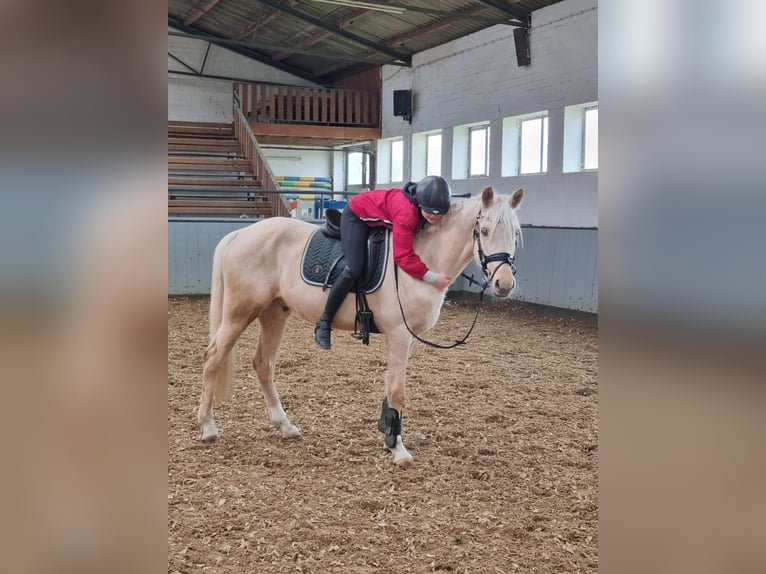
[197,185,524,467]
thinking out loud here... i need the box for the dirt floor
[168,295,598,574]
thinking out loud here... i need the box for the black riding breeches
[340,207,371,280]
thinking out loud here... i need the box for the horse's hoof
[394,457,414,469]
[201,433,219,444]
[280,425,302,439]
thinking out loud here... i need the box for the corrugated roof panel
[169,0,566,82]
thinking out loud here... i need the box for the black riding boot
[314,266,356,350]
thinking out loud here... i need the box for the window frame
[519,114,549,175]
[425,132,442,176]
[468,124,489,178]
[390,137,404,183]
[345,145,370,192]
[581,105,598,170]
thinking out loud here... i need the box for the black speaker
[393,90,412,119]
[513,27,530,67]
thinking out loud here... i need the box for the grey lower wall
[454,226,598,313]
[168,219,598,313]
[169,218,257,295]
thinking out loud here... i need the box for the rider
[314,175,454,350]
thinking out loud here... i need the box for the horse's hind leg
[197,315,250,443]
[254,300,301,439]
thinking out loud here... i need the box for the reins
[393,210,517,349]
[394,264,484,349]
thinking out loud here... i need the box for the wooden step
[168,199,274,216]
[169,171,254,179]
[167,178,262,188]
[168,191,265,200]
[168,129,236,139]
[168,136,240,146]
[168,150,244,158]
[169,120,234,128]
[168,158,253,171]
[168,145,242,155]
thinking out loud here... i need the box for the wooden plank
[168,150,244,158]
[169,199,270,207]
[354,91,361,125]
[268,86,277,122]
[362,91,369,125]
[312,88,319,123]
[168,120,233,128]
[254,84,262,121]
[168,206,273,216]
[168,136,239,146]
[168,178,263,187]
[371,92,378,127]
[167,191,259,199]
[330,90,336,123]
[337,91,345,123]
[303,88,310,122]
[167,143,241,151]
[168,129,235,139]
[339,90,351,124]
[168,158,252,169]
[242,84,250,118]
[249,122,380,141]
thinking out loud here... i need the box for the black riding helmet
[415,176,451,215]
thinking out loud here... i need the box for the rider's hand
[432,273,453,291]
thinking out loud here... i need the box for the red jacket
[348,187,429,280]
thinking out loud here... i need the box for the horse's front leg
[379,331,414,468]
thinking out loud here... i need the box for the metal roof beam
[168,30,391,63]
[168,18,325,85]
[315,4,490,78]
[251,0,411,64]
[272,7,369,61]
[237,1,297,40]
[183,0,224,26]
[471,0,530,27]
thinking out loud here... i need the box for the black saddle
[300,214,389,294]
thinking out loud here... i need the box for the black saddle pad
[300,226,389,293]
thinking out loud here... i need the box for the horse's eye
[481,227,489,237]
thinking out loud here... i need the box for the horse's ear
[481,186,494,207]
[509,187,524,209]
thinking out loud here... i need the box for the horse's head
[474,186,524,297]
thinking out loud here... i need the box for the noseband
[464,211,517,290]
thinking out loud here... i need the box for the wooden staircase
[168,120,288,218]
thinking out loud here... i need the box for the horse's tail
[207,231,237,404]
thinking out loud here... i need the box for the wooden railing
[234,82,379,128]
[233,95,290,218]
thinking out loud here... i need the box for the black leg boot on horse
[314,265,356,350]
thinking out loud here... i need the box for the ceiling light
[312,0,407,16]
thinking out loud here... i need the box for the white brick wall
[380,0,598,228]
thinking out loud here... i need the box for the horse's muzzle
[489,266,515,297]
[492,277,514,297]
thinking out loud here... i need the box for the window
[426,133,442,176]
[346,146,370,191]
[583,107,598,170]
[469,125,489,177]
[519,116,548,174]
[390,138,403,182]
[563,102,597,173]
[452,121,489,180]
[411,130,440,181]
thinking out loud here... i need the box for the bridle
[394,209,519,349]
[460,211,517,290]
